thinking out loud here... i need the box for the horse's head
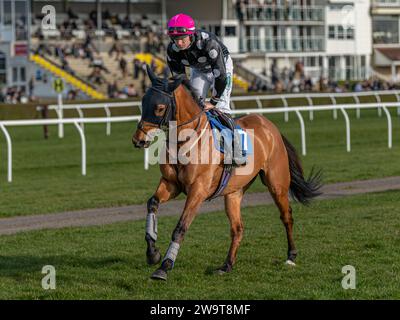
[132,65,183,148]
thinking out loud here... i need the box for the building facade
[0,0,31,90]
[371,0,400,81]
[170,0,372,82]
[218,0,372,82]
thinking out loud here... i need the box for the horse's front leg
[146,178,180,265]
[151,188,207,281]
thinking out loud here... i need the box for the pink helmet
[167,13,195,37]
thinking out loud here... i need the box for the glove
[210,97,220,106]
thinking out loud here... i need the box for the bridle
[137,86,207,142]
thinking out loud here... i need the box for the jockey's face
[173,36,191,50]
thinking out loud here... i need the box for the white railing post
[58,93,64,138]
[144,148,149,170]
[375,93,382,117]
[230,101,236,110]
[282,97,289,122]
[73,121,86,176]
[330,94,338,120]
[0,124,12,182]
[75,106,85,130]
[256,98,262,109]
[294,110,307,156]
[353,94,361,119]
[306,95,313,121]
[104,104,111,135]
[340,107,351,152]
[381,106,392,149]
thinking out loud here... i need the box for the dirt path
[1,176,400,235]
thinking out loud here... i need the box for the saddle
[205,109,251,201]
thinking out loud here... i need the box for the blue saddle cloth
[205,111,253,156]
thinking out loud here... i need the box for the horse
[132,66,322,281]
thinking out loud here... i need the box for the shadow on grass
[0,254,129,278]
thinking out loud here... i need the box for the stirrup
[232,159,247,167]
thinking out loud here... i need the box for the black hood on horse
[140,65,204,127]
[139,66,184,126]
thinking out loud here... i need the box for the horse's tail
[281,135,323,205]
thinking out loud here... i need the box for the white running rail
[3,101,398,182]
[0,116,140,183]
[42,90,400,138]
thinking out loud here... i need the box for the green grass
[0,108,399,217]
[0,190,399,299]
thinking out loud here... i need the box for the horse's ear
[167,75,184,92]
[146,64,158,85]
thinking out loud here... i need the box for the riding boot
[217,111,247,167]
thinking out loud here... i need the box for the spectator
[67,8,78,20]
[67,89,78,100]
[108,80,119,98]
[354,82,363,92]
[123,83,138,97]
[29,76,35,98]
[133,58,142,79]
[119,57,127,78]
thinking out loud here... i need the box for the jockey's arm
[206,39,228,107]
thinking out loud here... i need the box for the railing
[2,96,399,181]
[234,5,325,22]
[0,116,140,183]
[372,0,400,7]
[230,102,396,155]
[230,90,400,121]
[48,90,400,137]
[45,101,141,138]
[142,103,398,169]
[327,67,369,82]
[241,36,324,52]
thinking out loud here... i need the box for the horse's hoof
[147,250,161,266]
[214,269,228,276]
[151,268,167,281]
[214,264,232,275]
[285,260,296,266]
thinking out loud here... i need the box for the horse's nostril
[132,138,146,148]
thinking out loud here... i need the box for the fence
[230,90,400,121]
[0,116,140,183]
[46,90,400,135]
[141,102,398,170]
[2,94,399,182]
[43,100,141,137]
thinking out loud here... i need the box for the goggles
[168,26,194,35]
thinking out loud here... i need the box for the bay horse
[132,67,322,281]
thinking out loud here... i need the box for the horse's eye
[154,104,166,117]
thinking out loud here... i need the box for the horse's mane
[149,73,204,108]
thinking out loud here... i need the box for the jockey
[166,13,245,167]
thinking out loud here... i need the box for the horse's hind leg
[146,178,180,265]
[217,190,244,274]
[260,169,297,265]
